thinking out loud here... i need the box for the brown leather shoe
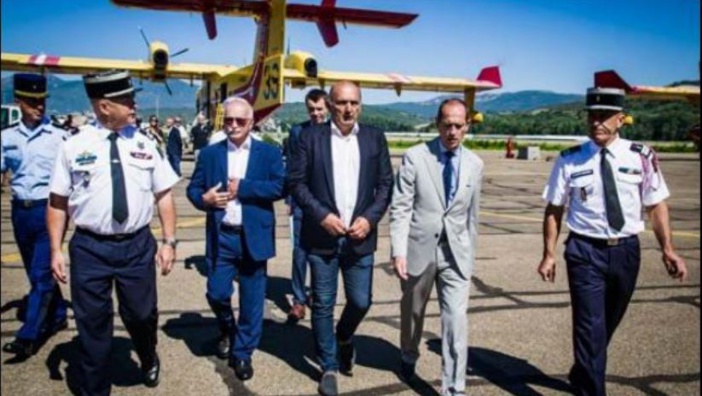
[287,303,306,322]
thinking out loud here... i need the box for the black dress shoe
[399,360,416,382]
[216,334,230,360]
[232,359,253,381]
[142,354,160,388]
[43,319,68,337]
[338,341,355,376]
[318,371,338,396]
[2,339,34,358]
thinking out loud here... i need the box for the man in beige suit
[389,98,483,396]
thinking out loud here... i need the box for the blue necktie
[443,150,455,207]
[109,133,129,224]
[600,148,624,231]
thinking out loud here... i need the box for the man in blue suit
[285,88,328,323]
[288,81,393,396]
[186,97,285,381]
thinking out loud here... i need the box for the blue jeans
[308,238,374,372]
[291,205,310,305]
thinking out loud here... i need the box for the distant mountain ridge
[1,75,198,114]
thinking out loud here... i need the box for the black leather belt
[220,224,243,234]
[76,226,147,242]
[12,199,48,208]
[570,232,638,247]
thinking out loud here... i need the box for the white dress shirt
[330,122,360,228]
[222,136,251,226]
[49,122,180,235]
[542,137,670,238]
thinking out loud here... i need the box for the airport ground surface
[1,150,699,395]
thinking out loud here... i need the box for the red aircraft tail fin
[594,70,633,92]
[476,66,502,88]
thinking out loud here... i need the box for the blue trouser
[290,205,310,305]
[565,233,640,396]
[206,227,267,363]
[11,201,68,341]
[69,227,158,396]
[168,154,181,177]
[308,237,374,372]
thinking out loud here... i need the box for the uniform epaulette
[630,142,652,158]
[560,145,583,157]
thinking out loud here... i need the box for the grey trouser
[400,242,471,396]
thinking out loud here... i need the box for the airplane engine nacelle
[149,41,169,82]
[285,51,318,78]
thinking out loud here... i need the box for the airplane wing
[595,70,700,102]
[1,52,237,81]
[283,66,502,95]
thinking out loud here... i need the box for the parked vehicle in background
[1,104,21,130]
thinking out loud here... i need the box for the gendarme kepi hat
[585,87,625,112]
[14,73,48,99]
[83,69,141,99]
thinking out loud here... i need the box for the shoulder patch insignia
[560,145,583,157]
[630,142,652,158]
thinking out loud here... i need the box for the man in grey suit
[389,98,483,396]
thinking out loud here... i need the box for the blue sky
[1,0,699,104]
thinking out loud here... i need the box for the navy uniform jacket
[288,123,393,256]
[186,138,285,261]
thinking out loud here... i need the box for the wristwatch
[162,238,179,249]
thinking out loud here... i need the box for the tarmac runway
[1,150,699,395]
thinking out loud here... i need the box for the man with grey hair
[48,69,179,394]
[187,96,285,381]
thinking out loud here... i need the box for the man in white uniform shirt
[47,69,179,395]
[186,97,285,381]
[288,81,393,396]
[538,87,687,396]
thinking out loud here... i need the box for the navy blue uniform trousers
[206,226,267,364]
[69,227,158,396]
[11,200,68,341]
[565,233,640,396]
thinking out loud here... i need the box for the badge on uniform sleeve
[75,151,97,165]
[137,141,145,150]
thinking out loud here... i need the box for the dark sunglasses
[223,116,251,126]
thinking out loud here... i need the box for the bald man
[288,81,393,396]
[186,97,285,381]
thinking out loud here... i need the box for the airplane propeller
[137,27,188,95]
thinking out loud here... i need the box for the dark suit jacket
[284,120,314,207]
[186,138,285,262]
[288,123,393,256]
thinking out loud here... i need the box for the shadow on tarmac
[45,336,145,395]
[427,338,572,395]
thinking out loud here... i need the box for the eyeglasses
[223,116,251,126]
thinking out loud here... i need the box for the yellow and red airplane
[1,0,502,127]
[594,69,699,104]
